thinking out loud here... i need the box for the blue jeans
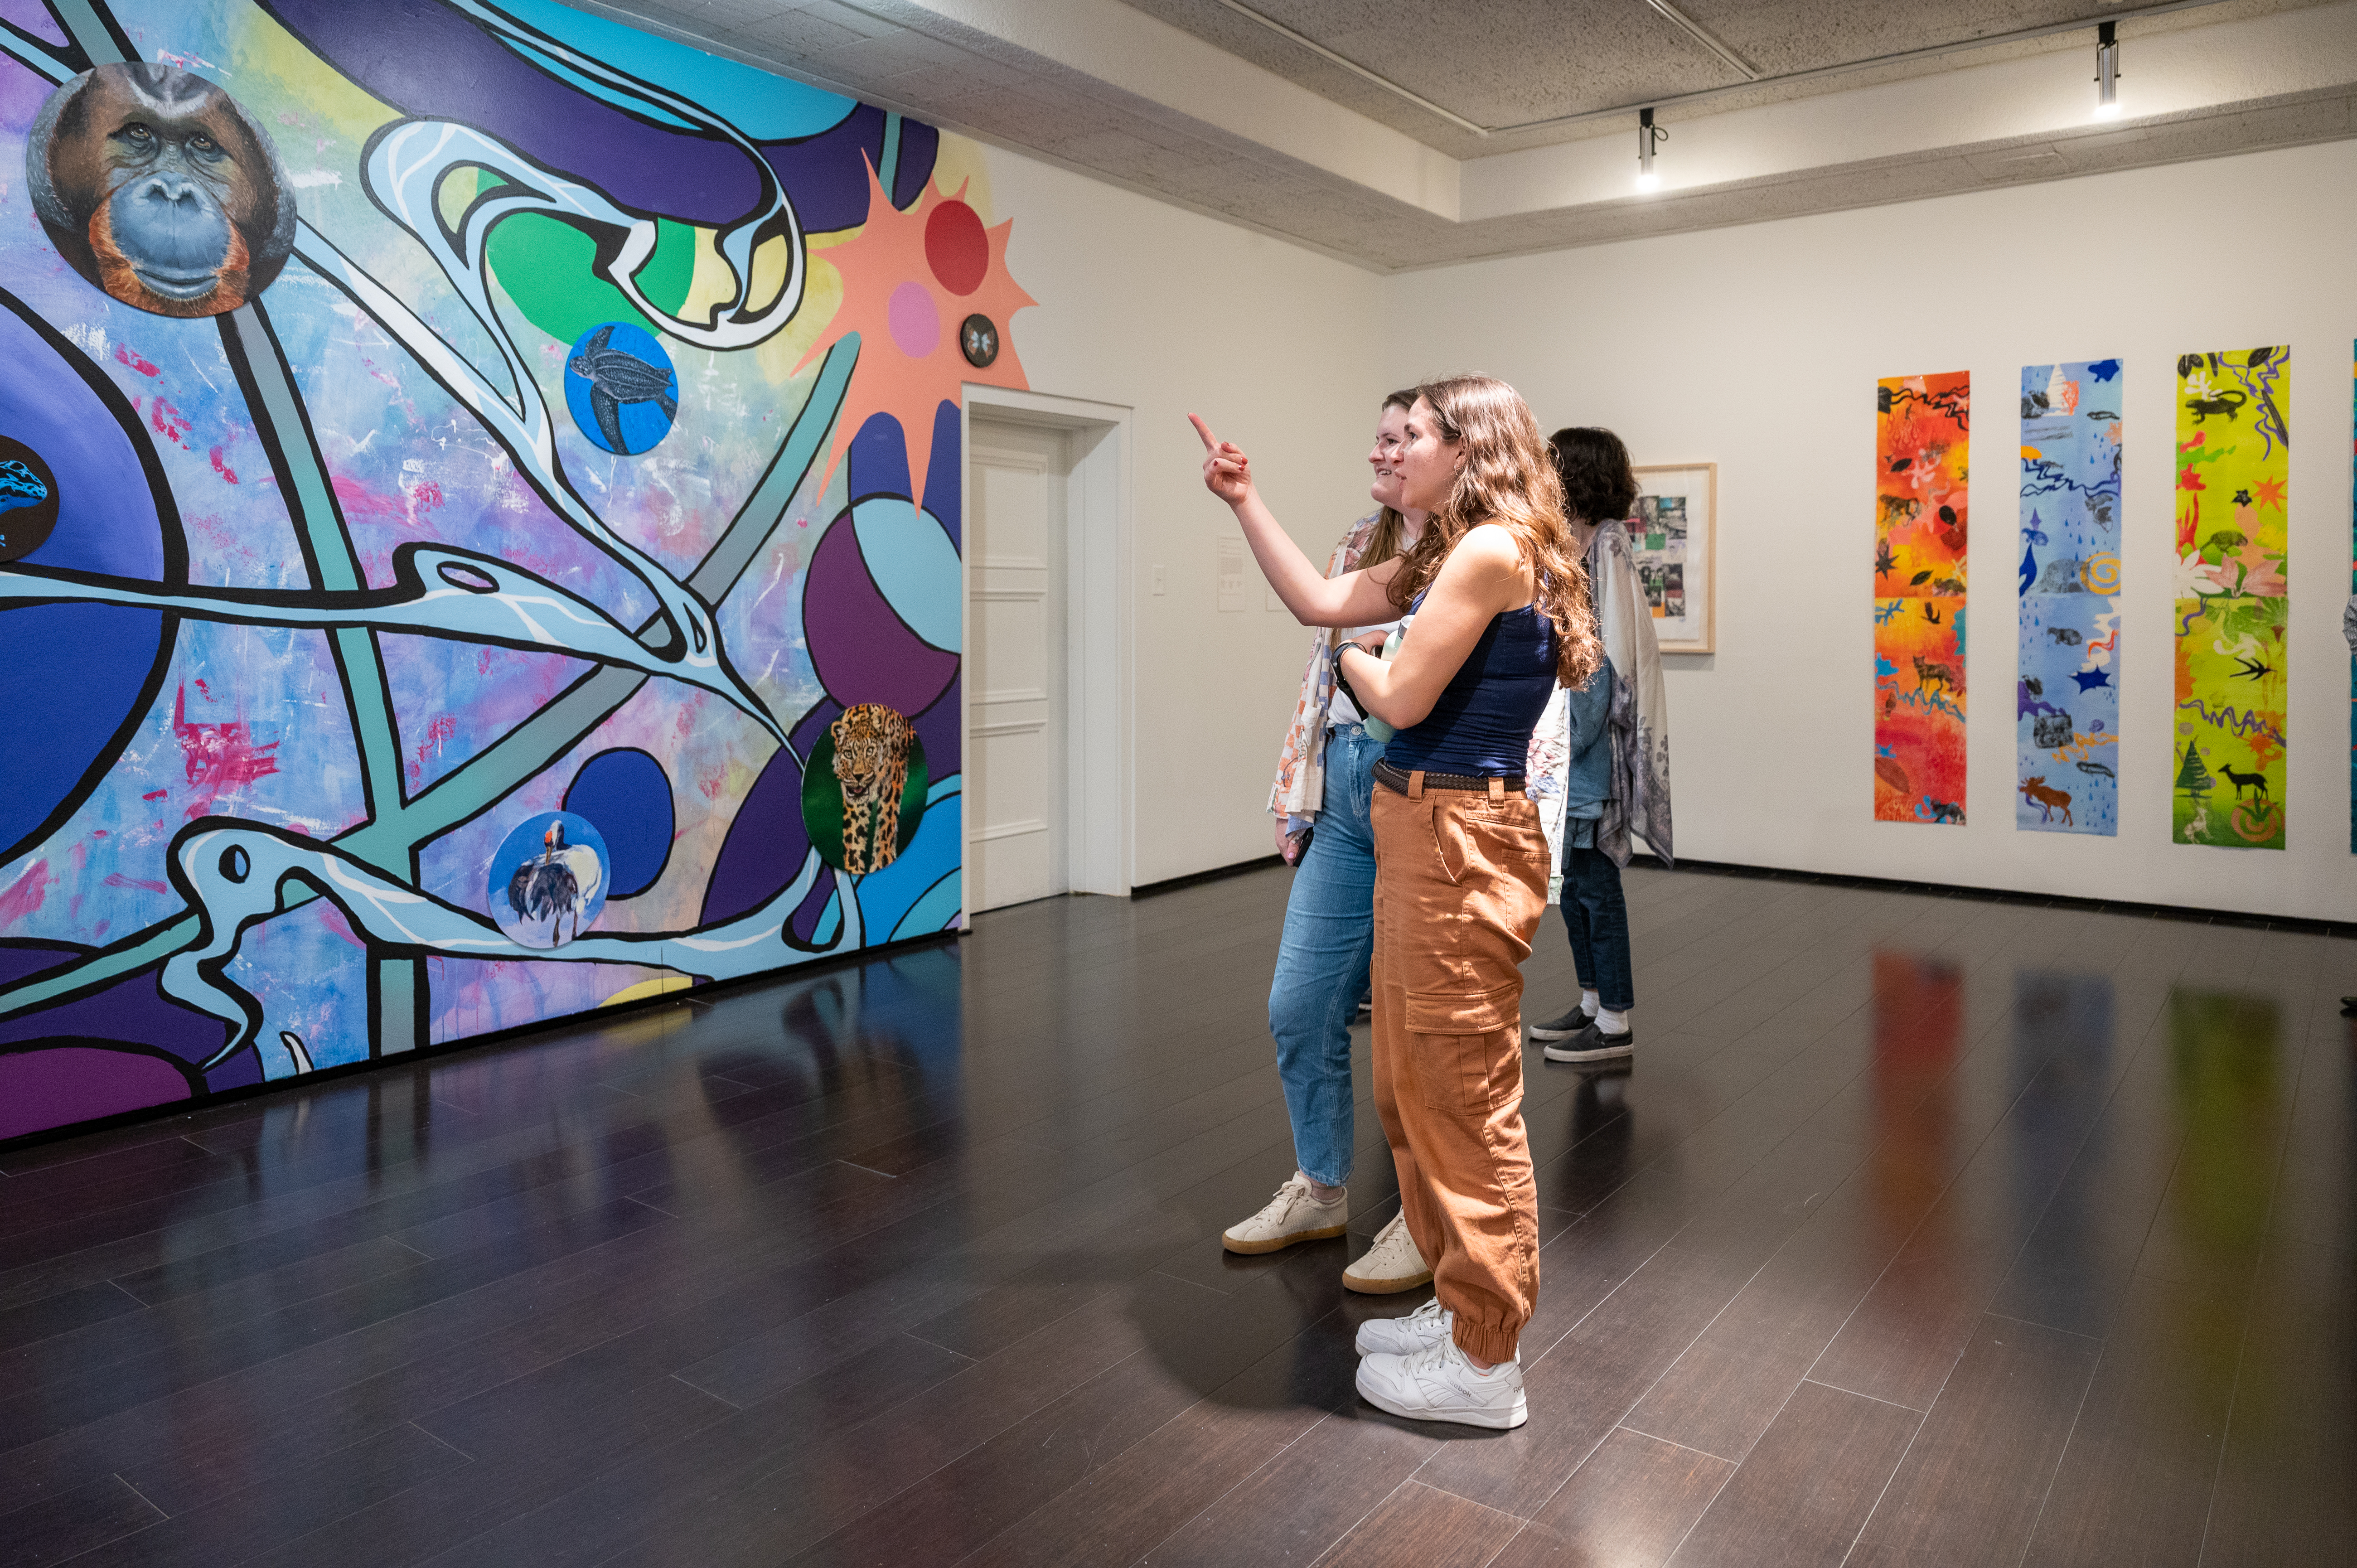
[1561,840,1634,1011]
[1269,726,1384,1187]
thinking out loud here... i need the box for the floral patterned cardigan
[1264,514,1581,850]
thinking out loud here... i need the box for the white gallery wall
[1384,136,2357,922]
[982,134,2357,919]
[981,146,1389,888]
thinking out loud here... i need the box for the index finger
[1187,412,1220,452]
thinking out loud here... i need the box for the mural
[1874,371,1969,825]
[2017,360,2123,836]
[2172,348,2287,849]
[0,0,1032,1142]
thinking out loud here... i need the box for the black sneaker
[1542,1021,1634,1063]
[1528,1005,1593,1040]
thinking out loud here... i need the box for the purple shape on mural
[0,299,178,861]
[922,400,961,549]
[259,4,931,232]
[803,519,958,717]
[0,1046,196,1141]
[700,740,811,928]
[0,964,232,1065]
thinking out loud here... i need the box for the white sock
[1579,989,1599,1016]
[1598,1008,1629,1034]
[1304,1173,1344,1204]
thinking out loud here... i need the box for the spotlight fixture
[2093,20,2120,116]
[1636,106,1665,191]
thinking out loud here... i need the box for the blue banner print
[2018,361,2124,835]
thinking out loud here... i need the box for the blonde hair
[1387,373,1604,688]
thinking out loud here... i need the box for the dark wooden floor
[1,863,2351,1567]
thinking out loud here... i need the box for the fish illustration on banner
[0,0,1031,1142]
[2017,360,2123,835]
[1874,372,1969,825]
[2172,348,2287,849]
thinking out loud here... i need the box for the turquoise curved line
[891,869,962,941]
[851,780,960,939]
[483,0,857,139]
[853,498,962,653]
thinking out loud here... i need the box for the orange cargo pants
[1369,772,1549,1365]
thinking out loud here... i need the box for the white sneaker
[1356,1297,1452,1357]
[1341,1213,1433,1294]
[1356,1336,1528,1429]
[1222,1172,1348,1255]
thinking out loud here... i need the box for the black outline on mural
[0,288,188,869]
[0,0,972,1134]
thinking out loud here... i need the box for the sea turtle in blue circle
[562,322,678,455]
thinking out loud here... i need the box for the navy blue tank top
[1384,598,1559,777]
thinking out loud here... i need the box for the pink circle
[888,282,939,358]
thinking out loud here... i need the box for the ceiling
[571,0,2357,269]
[1115,0,2166,153]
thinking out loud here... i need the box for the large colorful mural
[1874,371,1968,825]
[2016,360,2123,836]
[2172,348,2286,850]
[0,1,1032,1141]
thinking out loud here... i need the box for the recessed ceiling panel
[1677,0,2131,78]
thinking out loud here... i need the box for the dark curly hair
[1548,426,1638,525]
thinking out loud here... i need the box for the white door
[967,417,1069,911]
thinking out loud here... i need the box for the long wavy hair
[1359,386,1422,569]
[1386,374,1603,688]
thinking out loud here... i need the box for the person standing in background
[1221,390,1436,1300]
[1527,427,1674,1064]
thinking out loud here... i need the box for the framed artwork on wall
[1630,462,1717,653]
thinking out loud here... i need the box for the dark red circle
[924,201,989,296]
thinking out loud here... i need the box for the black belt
[1374,759,1525,796]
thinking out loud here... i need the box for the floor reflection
[1869,951,1960,1244]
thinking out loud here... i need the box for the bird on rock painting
[507,821,604,945]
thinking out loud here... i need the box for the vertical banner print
[2017,360,2123,834]
[2349,342,2356,854]
[2172,348,2288,849]
[1875,372,1970,825]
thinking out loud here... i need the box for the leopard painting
[829,703,915,872]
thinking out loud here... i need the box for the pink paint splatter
[101,873,170,895]
[331,475,405,520]
[114,342,160,377]
[141,789,167,801]
[148,397,192,446]
[0,860,52,928]
[208,446,239,484]
[172,684,280,817]
[409,712,458,783]
[699,772,726,800]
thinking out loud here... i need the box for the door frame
[960,386,1133,916]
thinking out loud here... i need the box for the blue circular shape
[561,747,673,899]
[562,322,678,456]
[489,810,612,949]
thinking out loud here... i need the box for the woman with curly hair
[1192,375,1602,1428]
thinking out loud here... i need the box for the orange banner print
[1875,372,1970,824]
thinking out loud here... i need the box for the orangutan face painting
[25,62,295,318]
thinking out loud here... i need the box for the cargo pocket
[1408,983,1524,1112]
